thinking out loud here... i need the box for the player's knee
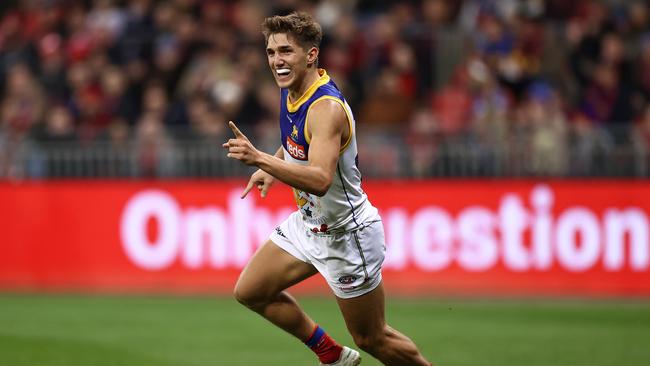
[233,283,264,309]
[351,332,385,355]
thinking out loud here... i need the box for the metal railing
[2,123,646,179]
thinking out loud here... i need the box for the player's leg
[336,282,432,366]
[234,239,319,340]
[235,239,352,365]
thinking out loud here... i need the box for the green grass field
[0,294,648,366]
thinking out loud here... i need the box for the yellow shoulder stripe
[304,95,354,154]
[286,69,330,113]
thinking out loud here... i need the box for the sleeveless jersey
[279,69,377,233]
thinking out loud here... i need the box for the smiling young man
[223,11,432,366]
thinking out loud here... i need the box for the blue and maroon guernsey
[280,70,346,161]
[278,69,378,233]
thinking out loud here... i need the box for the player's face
[266,33,313,90]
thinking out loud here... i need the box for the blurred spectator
[133,112,176,177]
[632,104,650,173]
[359,68,414,129]
[469,57,511,147]
[36,33,68,101]
[104,117,130,150]
[432,66,472,136]
[96,117,133,177]
[638,35,650,101]
[100,66,136,123]
[28,105,77,177]
[2,63,45,135]
[515,81,568,175]
[32,104,76,144]
[568,111,614,176]
[86,0,127,50]
[406,107,441,177]
[184,93,226,141]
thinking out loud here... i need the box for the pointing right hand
[242,169,275,199]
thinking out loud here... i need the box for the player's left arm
[223,99,347,196]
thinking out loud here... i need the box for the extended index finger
[241,179,255,199]
[229,121,245,138]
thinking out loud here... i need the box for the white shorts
[269,211,386,299]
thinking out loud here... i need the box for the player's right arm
[225,100,347,197]
[241,146,283,199]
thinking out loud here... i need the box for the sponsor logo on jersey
[286,136,307,160]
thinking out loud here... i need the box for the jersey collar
[286,69,330,113]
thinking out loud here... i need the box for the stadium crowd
[1,0,649,178]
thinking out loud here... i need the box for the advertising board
[1,180,648,296]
